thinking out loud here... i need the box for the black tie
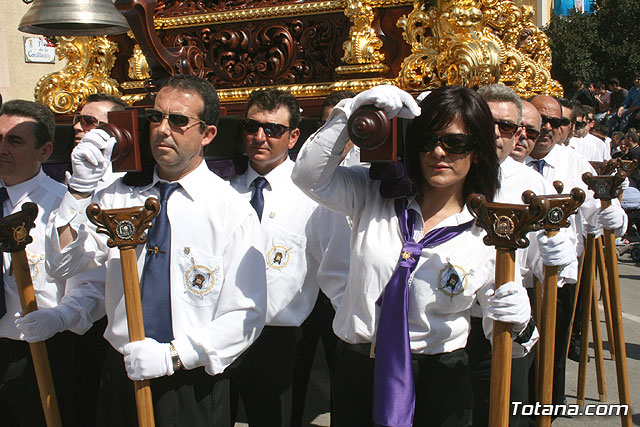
[141,182,180,343]
[250,177,268,221]
[529,159,546,174]
[0,187,8,318]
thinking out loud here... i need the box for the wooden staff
[595,236,615,360]
[522,187,584,427]
[0,203,62,427]
[87,198,160,427]
[583,172,632,427]
[467,194,548,427]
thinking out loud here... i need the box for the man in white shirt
[475,85,576,427]
[227,88,319,427]
[46,75,267,427]
[0,100,90,426]
[568,102,611,161]
[527,94,626,408]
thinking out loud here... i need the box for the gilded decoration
[127,30,151,80]
[35,37,122,114]
[396,0,561,96]
[397,0,500,90]
[336,0,388,75]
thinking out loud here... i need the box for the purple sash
[372,198,474,427]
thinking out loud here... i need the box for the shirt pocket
[264,226,307,284]
[176,247,224,307]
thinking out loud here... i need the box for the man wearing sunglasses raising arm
[45,75,267,427]
[227,88,328,427]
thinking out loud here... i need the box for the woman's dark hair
[404,85,500,201]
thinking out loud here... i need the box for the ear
[201,125,217,148]
[38,141,54,163]
[287,127,301,150]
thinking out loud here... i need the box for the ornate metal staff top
[0,202,38,253]
[521,188,585,232]
[466,193,548,250]
[87,198,160,248]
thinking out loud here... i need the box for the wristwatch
[169,342,183,371]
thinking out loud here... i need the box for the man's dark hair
[571,102,587,122]
[162,75,220,129]
[321,90,357,110]
[0,100,55,147]
[246,88,301,129]
[557,97,574,110]
[595,82,606,90]
[612,131,624,140]
[405,86,500,201]
[584,105,595,117]
[85,93,128,111]
[609,78,620,87]
[626,130,639,144]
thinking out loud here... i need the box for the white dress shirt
[0,170,83,339]
[291,124,529,355]
[46,161,267,375]
[568,133,611,162]
[228,158,319,327]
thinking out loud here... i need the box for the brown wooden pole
[536,232,558,427]
[600,200,633,426]
[119,246,155,427]
[590,279,607,402]
[595,236,615,360]
[576,233,596,408]
[533,275,542,393]
[489,249,515,427]
[13,251,62,427]
[566,249,585,360]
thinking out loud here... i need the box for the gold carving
[397,0,561,95]
[397,0,500,90]
[35,36,122,114]
[153,0,412,29]
[128,44,150,81]
[338,0,389,75]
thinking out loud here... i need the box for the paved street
[236,251,640,427]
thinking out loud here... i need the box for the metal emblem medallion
[12,225,27,244]
[115,219,135,240]
[493,215,515,238]
[594,183,608,198]
[267,244,291,270]
[547,207,563,225]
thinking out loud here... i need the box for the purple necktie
[372,198,474,427]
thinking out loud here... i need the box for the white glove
[67,129,116,194]
[14,306,74,342]
[416,90,432,103]
[599,204,625,230]
[537,231,576,267]
[123,337,174,381]
[339,84,421,120]
[621,178,630,191]
[486,281,531,335]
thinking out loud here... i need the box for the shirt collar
[1,168,46,208]
[525,144,560,169]
[136,160,210,201]
[244,158,294,190]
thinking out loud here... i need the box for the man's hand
[123,338,174,381]
[67,129,116,195]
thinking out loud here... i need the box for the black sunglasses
[146,109,204,129]
[521,125,540,140]
[540,114,563,129]
[560,117,571,126]
[417,133,476,154]
[573,121,588,130]
[73,114,102,128]
[495,120,520,137]
[242,118,291,138]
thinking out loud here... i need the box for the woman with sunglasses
[292,85,535,426]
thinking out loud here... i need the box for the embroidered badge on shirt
[184,257,218,297]
[267,244,291,270]
[26,252,44,281]
[438,261,471,297]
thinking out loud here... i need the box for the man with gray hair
[477,83,523,162]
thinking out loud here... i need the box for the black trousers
[0,332,77,427]
[465,316,535,427]
[331,340,472,427]
[291,293,338,427]
[553,283,576,406]
[228,325,297,427]
[97,346,230,427]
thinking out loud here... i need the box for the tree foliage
[544,0,640,96]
